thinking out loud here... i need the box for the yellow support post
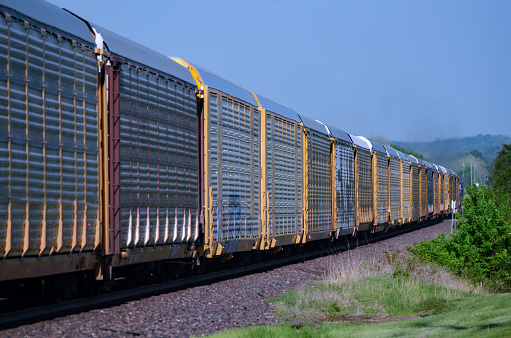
[372,151,377,227]
[400,159,403,224]
[353,146,359,232]
[258,107,270,250]
[96,47,109,256]
[418,165,422,220]
[409,162,413,223]
[249,91,272,251]
[330,139,337,236]
[301,127,309,244]
[202,86,215,258]
[387,154,391,224]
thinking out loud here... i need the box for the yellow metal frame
[372,151,377,226]
[387,154,391,225]
[399,159,403,224]
[249,91,272,251]
[330,139,337,235]
[418,165,423,219]
[353,146,359,231]
[409,162,413,223]
[300,127,309,244]
[169,57,204,94]
[257,107,271,250]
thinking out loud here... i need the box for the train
[0,0,460,298]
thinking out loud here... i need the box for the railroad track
[0,218,442,330]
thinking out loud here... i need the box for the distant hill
[392,134,511,178]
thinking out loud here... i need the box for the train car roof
[438,165,448,174]
[407,154,419,164]
[92,25,196,85]
[323,123,352,144]
[254,93,301,122]
[190,63,259,107]
[422,160,432,168]
[383,145,399,158]
[395,149,409,161]
[0,0,95,45]
[350,135,371,151]
[370,140,388,155]
[298,114,329,136]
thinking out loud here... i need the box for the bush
[408,186,511,292]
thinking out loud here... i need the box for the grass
[214,294,511,337]
[211,250,511,337]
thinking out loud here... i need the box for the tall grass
[269,249,484,322]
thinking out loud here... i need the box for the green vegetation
[408,144,511,292]
[490,144,511,203]
[390,144,429,161]
[409,186,511,292]
[214,293,511,337]
[212,251,511,337]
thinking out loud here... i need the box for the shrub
[408,186,511,292]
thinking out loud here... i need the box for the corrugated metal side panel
[210,93,260,242]
[335,141,355,230]
[434,172,440,215]
[118,64,198,248]
[357,149,372,224]
[376,153,388,225]
[402,162,410,220]
[444,175,449,211]
[307,130,331,234]
[448,176,453,211]
[0,15,99,258]
[439,174,445,212]
[267,113,302,236]
[411,164,420,221]
[427,170,434,213]
[389,156,400,222]
[420,167,427,217]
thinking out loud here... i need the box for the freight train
[0,0,459,298]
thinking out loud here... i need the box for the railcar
[325,124,355,237]
[0,0,460,299]
[384,145,401,227]
[395,149,411,224]
[0,0,100,282]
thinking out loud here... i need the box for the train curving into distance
[0,0,459,296]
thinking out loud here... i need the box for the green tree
[409,185,511,292]
[490,144,511,200]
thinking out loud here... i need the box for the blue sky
[48,0,511,142]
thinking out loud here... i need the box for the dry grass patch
[269,249,485,324]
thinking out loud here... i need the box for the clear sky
[47,0,511,142]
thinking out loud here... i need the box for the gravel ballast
[2,220,454,337]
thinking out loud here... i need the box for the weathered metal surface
[209,92,260,245]
[94,25,195,86]
[411,162,420,221]
[0,0,95,44]
[266,112,302,237]
[306,128,331,235]
[118,63,198,249]
[385,147,401,223]
[335,140,355,232]
[0,11,99,261]
[356,148,373,225]
[375,152,389,225]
